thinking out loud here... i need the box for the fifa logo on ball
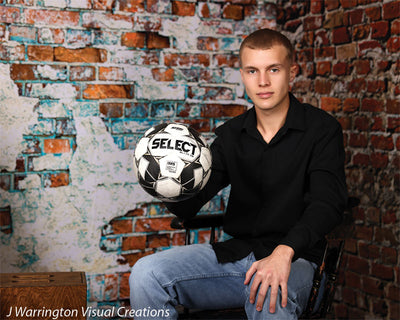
[133,123,212,202]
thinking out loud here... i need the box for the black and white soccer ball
[133,122,212,202]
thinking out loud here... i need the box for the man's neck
[255,96,290,144]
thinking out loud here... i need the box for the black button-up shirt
[167,93,348,264]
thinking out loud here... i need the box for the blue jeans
[129,244,317,320]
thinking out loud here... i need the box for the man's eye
[248,70,256,74]
[270,68,279,73]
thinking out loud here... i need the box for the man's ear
[289,64,298,82]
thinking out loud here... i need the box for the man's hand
[244,245,294,313]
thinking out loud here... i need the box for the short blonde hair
[239,29,294,66]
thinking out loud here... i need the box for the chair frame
[170,197,359,319]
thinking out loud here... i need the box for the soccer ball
[133,122,212,202]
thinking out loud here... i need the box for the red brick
[0,6,21,23]
[371,21,389,39]
[44,139,70,154]
[365,5,381,21]
[315,46,335,58]
[316,61,331,75]
[340,0,357,8]
[392,19,400,35]
[367,80,386,93]
[151,68,174,81]
[387,36,400,53]
[338,116,351,130]
[349,133,368,147]
[321,97,341,112]
[120,250,154,267]
[326,0,339,10]
[353,59,371,75]
[314,79,332,94]
[342,287,357,305]
[332,62,349,75]
[10,64,36,80]
[304,15,322,30]
[83,84,134,100]
[24,9,80,26]
[99,67,124,81]
[388,117,400,132]
[387,99,400,114]
[109,218,133,234]
[46,172,69,188]
[361,98,383,112]
[371,135,394,151]
[222,4,243,20]
[353,153,369,166]
[172,232,185,246]
[27,45,53,61]
[354,225,373,241]
[164,53,210,67]
[383,1,400,20]
[363,276,384,297]
[55,47,107,63]
[147,234,170,248]
[352,25,370,41]
[344,8,364,25]
[343,98,359,112]
[122,32,146,48]
[172,1,196,16]
[370,153,389,169]
[93,0,115,10]
[100,103,124,118]
[197,37,219,51]
[119,272,130,299]
[297,48,314,62]
[387,284,400,301]
[135,217,174,232]
[333,27,350,44]
[147,32,170,49]
[381,247,398,264]
[314,30,329,46]
[354,116,369,131]
[119,0,145,13]
[104,274,118,301]
[310,0,323,13]
[70,66,95,81]
[0,207,11,227]
[201,104,246,118]
[347,255,369,274]
[324,10,343,29]
[358,40,383,56]
[122,235,146,250]
[345,271,362,289]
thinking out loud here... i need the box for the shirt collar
[242,92,306,133]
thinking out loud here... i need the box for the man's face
[240,45,296,113]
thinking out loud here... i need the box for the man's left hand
[244,245,294,313]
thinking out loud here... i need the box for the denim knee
[130,255,156,291]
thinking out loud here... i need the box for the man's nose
[259,72,270,86]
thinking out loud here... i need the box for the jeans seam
[161,272,245,289]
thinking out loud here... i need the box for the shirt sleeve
[165,132,230,220]
[279,120,348,258]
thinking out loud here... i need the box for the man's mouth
[257,92,273,98]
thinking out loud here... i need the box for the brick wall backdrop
[0,0,276,315]
[276,0,399,319]
[1,0,399,318]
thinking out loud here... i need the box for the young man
[129,28,347,319]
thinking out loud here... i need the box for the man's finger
[244,263,257,285]
[269,282,279,313]
[281,282,288,308]
[255,281,270,311]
